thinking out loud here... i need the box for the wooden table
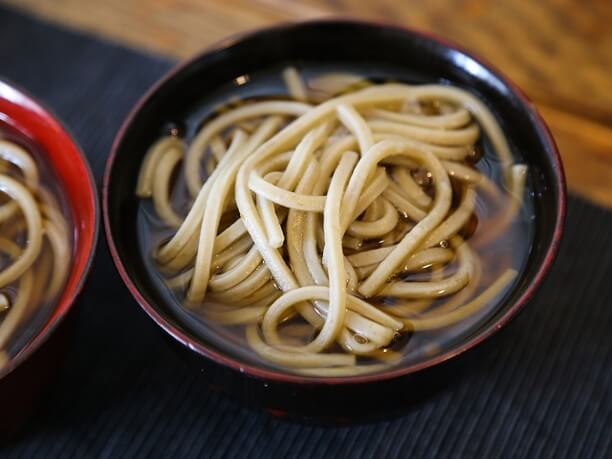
[4,0,612,208]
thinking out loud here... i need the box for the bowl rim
[103,18,566,385]
[0,77,100,380]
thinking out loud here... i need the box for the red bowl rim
[103,18,566,386]
[0,78,99,380]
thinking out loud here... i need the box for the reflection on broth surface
[136,64,534,376]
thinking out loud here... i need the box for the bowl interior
[105,21,564,381]
[0,80,98,376]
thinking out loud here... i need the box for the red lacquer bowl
[104,20,565,419]
[0,79,98,433]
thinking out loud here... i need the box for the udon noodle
[136,68,528,376]
[0,138,70,368]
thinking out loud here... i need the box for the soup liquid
[0,122,73,361]
[137,63,535,373]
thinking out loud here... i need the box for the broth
[0,122,73,366]
[136,63,534,375]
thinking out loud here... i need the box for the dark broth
[136,63,535,373]
[0,121,73,360]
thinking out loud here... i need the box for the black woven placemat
[0,6,610,458]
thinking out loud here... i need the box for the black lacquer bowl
[103,20,565,419]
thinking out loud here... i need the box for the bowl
[103,20,565,419]
[0,79,98,433]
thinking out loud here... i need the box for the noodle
[136,68,529,376]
